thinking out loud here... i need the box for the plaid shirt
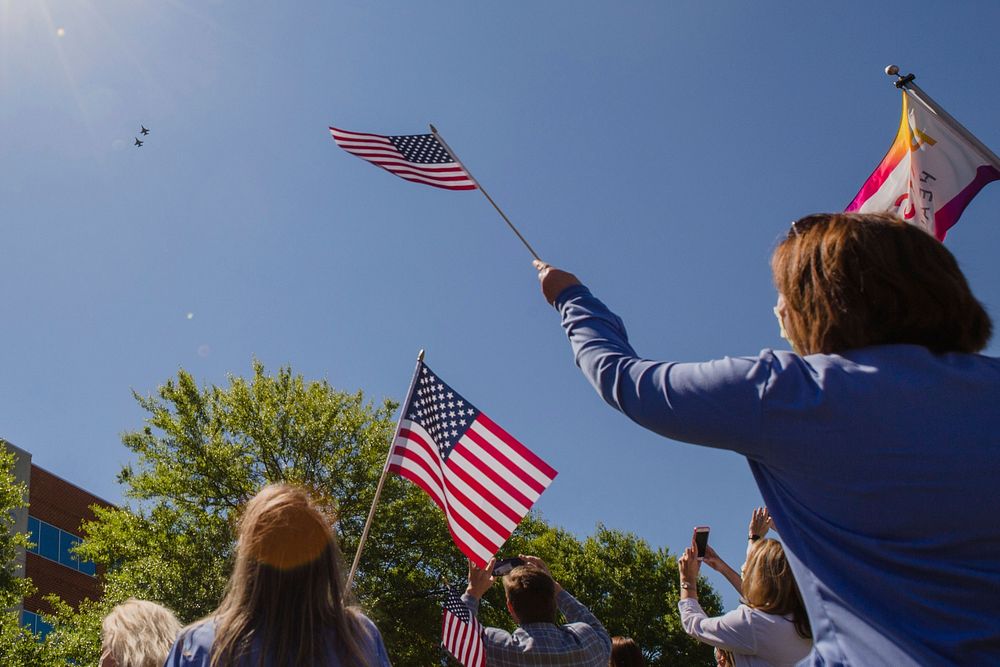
[462,590,611,666]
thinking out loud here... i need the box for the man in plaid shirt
[462,555,612,666]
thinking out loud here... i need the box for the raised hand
[466,558,496,599]
[749,507,772,539]
[533,260,581,306]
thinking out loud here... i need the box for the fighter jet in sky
[140,125,150,136]
[134,137,143,147]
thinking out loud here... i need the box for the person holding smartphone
[462,554,611,666]
[678,538,811,666]
[698,508,776,597]
[534,213,1000,664]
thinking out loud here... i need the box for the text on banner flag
[846,91,1000,240]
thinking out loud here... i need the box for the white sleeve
[678,599,758,654]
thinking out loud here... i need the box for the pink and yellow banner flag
[846,91,1000,240]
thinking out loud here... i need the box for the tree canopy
[9,362,720,666]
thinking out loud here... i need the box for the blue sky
[4,1,1000,610]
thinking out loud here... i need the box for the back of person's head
[502,565,558,624]
[714,647,735,667]
[101,598,181,667]
[742,539,811,639]
[610,636,645,667]
[212,483,371,667]
[771,212,992,355]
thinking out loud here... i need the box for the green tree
[0,446,46,665]
[42,361,719,666]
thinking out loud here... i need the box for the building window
[25,515,96,577]
[20,610,54,639]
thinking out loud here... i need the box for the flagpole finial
[418,349,425,362]
[885,64,915,89]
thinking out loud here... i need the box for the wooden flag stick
[345,349,425,593]
[430,124,543,262]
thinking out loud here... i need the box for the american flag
[442,588,485,667]
[388,362,557,566]
[329,126,477,190]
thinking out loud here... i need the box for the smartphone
[492,557,525,576]
[693,526,710,560]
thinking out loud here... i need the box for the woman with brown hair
[164,483,390,666]
[534,213,1000,665]
[678,539,811,666]
[609,636,645,667]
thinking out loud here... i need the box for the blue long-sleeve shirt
[555,284,1000,666]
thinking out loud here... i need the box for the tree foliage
[24,361,720,666]
[0,446,44,664]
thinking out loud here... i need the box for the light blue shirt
[163,612,391,667]
[556,284,1000,666]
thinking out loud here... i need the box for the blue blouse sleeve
[556,285,775,459]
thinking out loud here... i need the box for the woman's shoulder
[345,608,391,665]
[164,618,216,666]
[741,604,803,632]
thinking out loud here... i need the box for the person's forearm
[717,564,743,595]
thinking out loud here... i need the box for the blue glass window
[36,617,53,639]
[59,533,80,568]
[79,557,96,576]
[26,516,39,554]
[21,610,37,633]
[26,516,95,577]
[39,522,59,561]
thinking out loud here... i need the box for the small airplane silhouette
[140,125,150,136]
[134,137,143,147]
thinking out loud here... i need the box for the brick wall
[24,465,114,614]
[23,552,97,611]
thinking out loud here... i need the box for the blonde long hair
[742,539,811,639]
[102,598,181,667]
[210,484,372,666]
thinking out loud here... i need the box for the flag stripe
[477,412,559,479]
[445,449,525,524]
[457,432,539,507]
[467,422,547,495]
[328,126,395,143]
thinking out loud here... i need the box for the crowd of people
[93,212,999,665]
[96,482,806,666]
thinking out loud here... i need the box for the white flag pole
[345,349,425,593]
[429,124,543,262]
[886,65,1000,170]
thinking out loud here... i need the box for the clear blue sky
[4,1,1000,610]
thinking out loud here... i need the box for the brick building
[2,439,113,637]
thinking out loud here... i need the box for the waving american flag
[442,588,485,667]
[388,362,557,566]
[329,126,476,190]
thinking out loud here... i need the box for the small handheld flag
[847,67,1000,240]
[329,126,476,190]
[388,361,557,567]
[442,588,486,667]
[329,123,543,260]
